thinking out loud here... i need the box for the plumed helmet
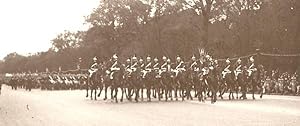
[250,56,254,62]
[132,56,137,60]
[154,57,158,62]
[237,58,241,63]
[146,56,151,60]
[162,56,167,60]
[93,57,97,61]
[205,55,210,59]
[191,55,196,60]
[214,60,218,64]
[139,58,143,62]
[112,54,118,59]
[226,58,230,63]
[126,59,130,62]
[176,56,181,61]
[167,58,171,63]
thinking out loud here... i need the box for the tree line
[0,0,299,73]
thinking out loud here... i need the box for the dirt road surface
[1,85,300,126]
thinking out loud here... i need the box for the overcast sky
[0,0,99,60]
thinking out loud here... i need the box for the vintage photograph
[0,0,299,126]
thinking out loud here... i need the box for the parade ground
[0,85,299,126]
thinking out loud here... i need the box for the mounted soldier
[108,54,122,102]
[207,56,218,103]
[222,58,232,79]
[234,58,246,99]
[143,56,153,101]
[173,55,187,101]
[88,57,99,78]
[152,57,160,98]
[131,55,141,102]
[247,56,260,99]
[187,55,199,100]
[138,58,145,101]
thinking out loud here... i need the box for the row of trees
[0,0,299,73]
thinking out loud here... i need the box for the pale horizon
[0,0,99,60]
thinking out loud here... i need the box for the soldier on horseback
[234,58,247,99]
[173,56,187,101]
[86,57,99,100]
[247,56,259,99]
[143,56,153,101]
[130,56,141,102]
[108,54,122,102]
[222,58,232,79]
[220,58,236,100]
[88,57,99,78]
[152,57,160,99]
[138,58,145,100]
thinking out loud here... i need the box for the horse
[221,69,236,100]
[172,68,188,101]
[97,62,111,101]
[143,69,155,101]
[109,62,123,103]
[160,69,173,101]
[87,66,102,100]
[207,67,219,104]
[246,64,265,100]
[237,66,249,99]
[131,67,143,102]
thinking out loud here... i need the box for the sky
[0,0,99,60]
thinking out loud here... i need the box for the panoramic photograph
[0,0,299,126]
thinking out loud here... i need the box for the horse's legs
[120,87,124,102]
[114,87,118,103]
[135,87,139,102]
[86,84,89,98]
[141,87,144,101]
[252,84,256,100]
[103,86,108,100]
[90,88,93,100]
[259,84,264,98]
[98,86,103,97]
[94,88,97,100]
[110,87,114,100]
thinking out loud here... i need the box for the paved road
[0,85,300,126]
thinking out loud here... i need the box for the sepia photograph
[0,0,299,126]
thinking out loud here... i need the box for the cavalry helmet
[146,56,151,60]
[191,55,196,60]
[226,58,230,63]
[250,56,254,62]
[112,54,118,59]
[93,57,97,61]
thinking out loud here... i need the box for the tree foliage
[0,0,299,73]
